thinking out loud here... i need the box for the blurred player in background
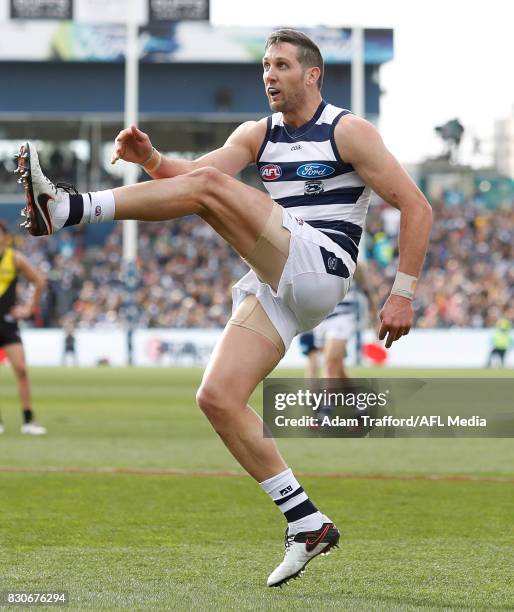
[14,29,431,585]
[486,318,512,367]
[298,330,319,377]
[314,261,377,379]
[62,321,77,367]
[0,220,46,435]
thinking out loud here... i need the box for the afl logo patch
[260,164,282,181]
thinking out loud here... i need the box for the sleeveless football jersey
[257,100,371,264]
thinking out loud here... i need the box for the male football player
[15,29,431,585]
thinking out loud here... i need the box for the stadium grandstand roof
[0,24,392,144]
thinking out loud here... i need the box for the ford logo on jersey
[297,163,335,178]
[260,164,282,181]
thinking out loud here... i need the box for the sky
[210,0,514,166]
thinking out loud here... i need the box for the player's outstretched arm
[11,252,46,320]
[335,115,432,348]
[111,120,267,179]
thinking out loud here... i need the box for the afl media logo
[260,164,282,181]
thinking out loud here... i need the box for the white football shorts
[232,207,355,350]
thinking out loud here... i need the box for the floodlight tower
[351,27,365,364]
[122,17,140,264]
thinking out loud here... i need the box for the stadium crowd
[11,194,512,331]
[365,199,513,328]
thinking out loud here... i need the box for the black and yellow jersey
[0,247,17,321]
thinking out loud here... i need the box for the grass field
[1,367,513,610]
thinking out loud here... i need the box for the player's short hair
[265,28,324,90]
[0,219,8,235]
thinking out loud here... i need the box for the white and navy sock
[260,468,324,534]
[53,190,115,230]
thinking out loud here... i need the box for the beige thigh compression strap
[228,295,285,358]
[243,202,290,292]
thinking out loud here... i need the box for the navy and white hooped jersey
[256,100,371,263]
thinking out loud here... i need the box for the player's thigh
[3,342,27,372]
[199,316,282,407]
[195,170,291,291]
[197,169,286,259]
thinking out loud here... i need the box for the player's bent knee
[196,384,235,427]
[186,166,227,211]
[229,295,285,358]
[188,165,225,187]
[14,366,28,380]
[196,383,222,415]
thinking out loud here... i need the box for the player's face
[262,43,308,113]
[0,229,6,251]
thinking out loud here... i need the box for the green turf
[1,367,513,609]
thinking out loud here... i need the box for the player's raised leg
[16,142,279,264]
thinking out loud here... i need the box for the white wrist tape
[391,271,417,300]
[142,148,162,173]
[141,147,155,166]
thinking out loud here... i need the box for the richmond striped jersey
[256,100,371,263]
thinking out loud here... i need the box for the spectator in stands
[486,318,512,367]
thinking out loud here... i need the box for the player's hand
[111,125,153,165]
[378,294,413,348]
[10,304,33,320]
